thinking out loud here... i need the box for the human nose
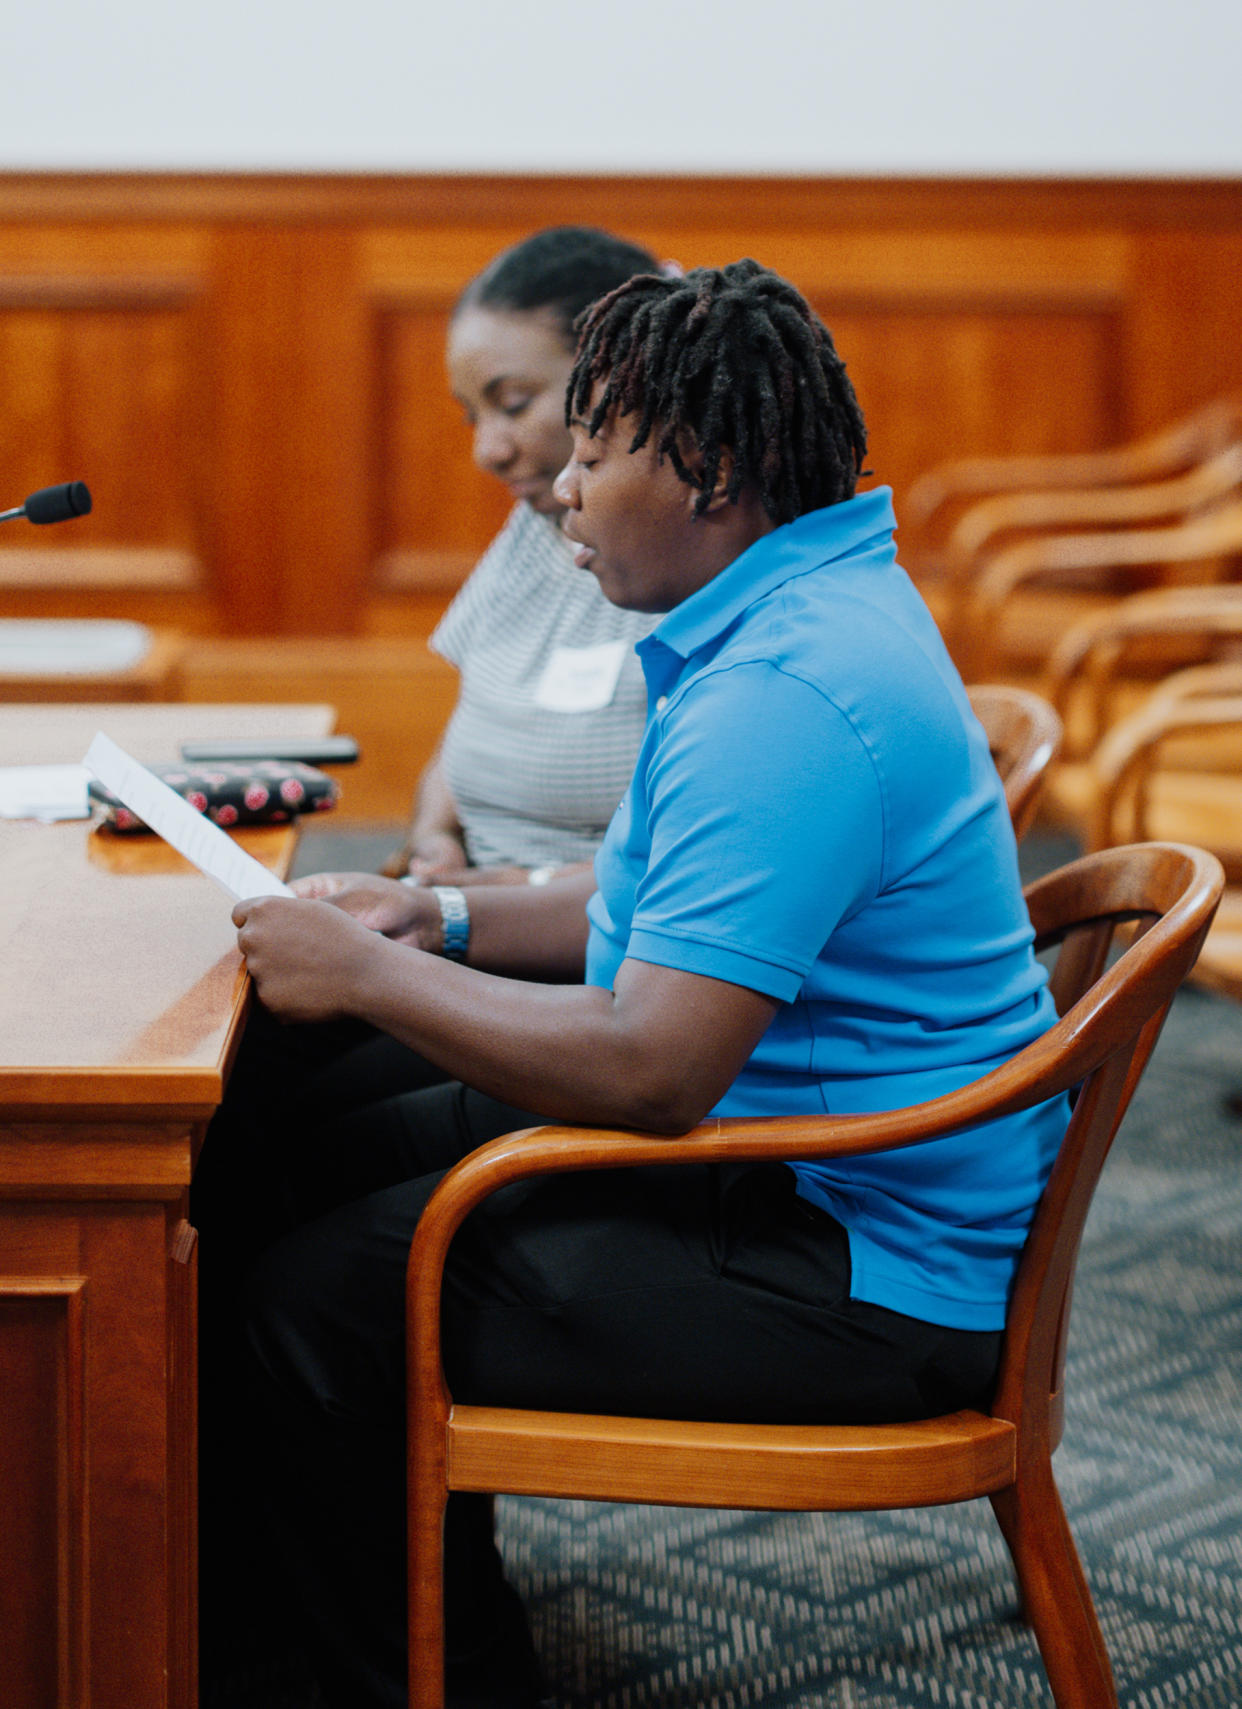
[472,414,515,473]
[551,457,578,511]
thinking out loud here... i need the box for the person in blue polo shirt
[224,259,1068,1709]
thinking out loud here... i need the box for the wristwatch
[429,885,470,961]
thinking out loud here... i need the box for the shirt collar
[646,486,897,663]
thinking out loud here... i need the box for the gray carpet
[284,826,1242,1706]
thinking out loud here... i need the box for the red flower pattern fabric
[89,760,340,834]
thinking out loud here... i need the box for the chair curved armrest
[944,443,1242,570]
[1164,659,1242,700]
[1045,585,1242,711]
[954,500,1242,678]
[905,395,1242,537]
[1087,683,1242,848]
[979,501,1242,604]
[1040,586,1242,755]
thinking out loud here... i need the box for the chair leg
[989,1468,1118,1709]
[408,1474,448,1709]
[988,1482,1030,1623]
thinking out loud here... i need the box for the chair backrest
[906,393,1242,541]
[967,683,1062,840]
[990,843,1221,1452]
[945,441,1242,574]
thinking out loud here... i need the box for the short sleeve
[625,661,886,1002]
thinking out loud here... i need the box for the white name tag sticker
[533,640,628,713]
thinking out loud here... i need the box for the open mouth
[560,518,597,571]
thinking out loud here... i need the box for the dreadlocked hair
[568,258,868,525]
[455,226,660,347]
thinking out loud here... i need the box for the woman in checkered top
[396,226,663,890]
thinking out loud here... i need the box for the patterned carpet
[288,827,1242,1707]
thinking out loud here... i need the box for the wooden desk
[0,704,333,1709]
[0,626,186,702]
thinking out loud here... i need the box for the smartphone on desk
[179,735,360,766]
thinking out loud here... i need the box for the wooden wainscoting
[1,173,1241,646]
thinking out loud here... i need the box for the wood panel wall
[1,173,1240,643]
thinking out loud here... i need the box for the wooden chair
[1075,665,1242,870]
[1042,584,1242,762]
[405,842,1224,1709]
[928,443,1242,653]
[967,683,1062,840]
[1039,593,1242,1000]
[906,393,1242,563]
[949,495,1242,682]
[1047,646,1242,1002]
[1040,588,1242,846]
[941,443,1242,570]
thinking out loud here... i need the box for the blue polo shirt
[585,487,1067,1331]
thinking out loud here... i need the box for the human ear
[694,443,735,515]
[673,431,734,515]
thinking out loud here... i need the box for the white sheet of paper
[0,764,91,821]
[84,731,292,903]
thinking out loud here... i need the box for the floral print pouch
[88,759,340,834]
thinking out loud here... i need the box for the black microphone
[0,481,93,525]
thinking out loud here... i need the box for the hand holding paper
[84,731,293,903]
[233,891,380,1023]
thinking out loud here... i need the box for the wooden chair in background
[405,842,1223,1709]
[939,443,1242,574]
[948,495,1242,683]
[1042,584,1242,763]
[1041,589,1242,853]
[1038,606,1242,1001]
[1039,588,1242,1000]
[967,682,1063,840]
[1073,665,1242,858]
[933,444,1242,666]
[905,393,1242,573]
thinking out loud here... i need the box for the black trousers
[194,1008,1001,1708]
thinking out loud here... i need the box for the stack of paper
[0,620,152,676]
[0,764,91,821]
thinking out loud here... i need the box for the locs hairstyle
[455,226,660,346]
[567,258,869,527]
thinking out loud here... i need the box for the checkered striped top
[431,504,656,868]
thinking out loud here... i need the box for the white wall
[4,0,1241,176]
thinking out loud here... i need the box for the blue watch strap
[430,885,470,961]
